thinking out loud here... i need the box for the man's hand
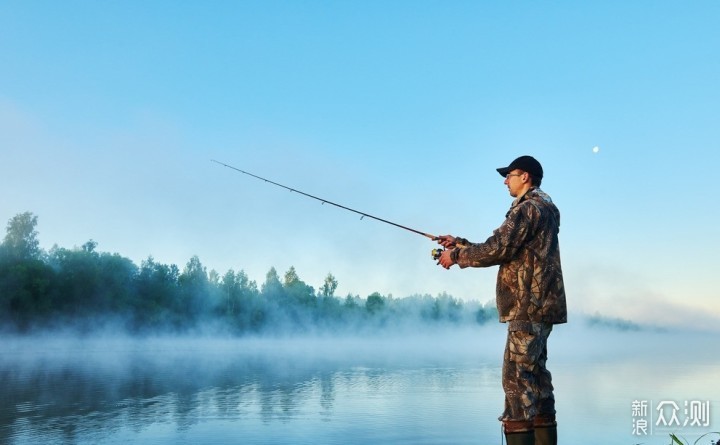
[437,248,456,269]
[435,235,457,249]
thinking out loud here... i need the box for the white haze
[3,319,715,373]
[3,323,717,445]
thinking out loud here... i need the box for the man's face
[503,169,527,197]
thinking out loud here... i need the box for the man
[436,155,567,445]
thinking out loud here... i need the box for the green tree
[221,269,239,316]
[47,243,138,323]
[220,269,253,315]
[2,212,41,260]
[282,266,315,307]
[344,294,359,309]
[320,273,338,298]
[0,256,56,329]
[426,293,463,323]
[82,240,98,253]
[261,267,283,297]
[95,251,137,316]
[208,269,220,286]
[283,266,300,287]
[177,255,211,326]
[365,292,385,314]
[134,257,180,329]
[316,273,341,327]
[48,244,100,318]
[221,268,263,332]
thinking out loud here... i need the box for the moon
[592,146,600,154]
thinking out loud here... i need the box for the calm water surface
[1,326,718,445]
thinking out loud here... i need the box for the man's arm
[435,235,471,269]
[438,203,539,270]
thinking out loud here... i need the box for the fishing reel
[431,248,445,261]
[431,239,466,261]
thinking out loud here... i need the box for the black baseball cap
[496,155,543,179]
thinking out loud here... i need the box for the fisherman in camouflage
[436,155,567,445]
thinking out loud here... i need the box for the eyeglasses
[505,173,524,179]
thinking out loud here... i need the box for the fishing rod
[211,159,439,241]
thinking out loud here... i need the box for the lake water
[1,325,718,445]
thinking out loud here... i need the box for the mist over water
[2,327,500,445]
[2,324,718,445]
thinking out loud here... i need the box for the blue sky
[1,1,718,329]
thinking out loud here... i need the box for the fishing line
[211,159,438,240]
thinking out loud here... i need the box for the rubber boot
[505,431,535,445]
[534,425,557,445]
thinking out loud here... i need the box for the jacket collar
[512,186,538,207]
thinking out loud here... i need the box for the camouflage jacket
[450,188,567,325]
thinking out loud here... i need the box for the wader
[501,321,557,444]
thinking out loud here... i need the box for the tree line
[0,212,497,334]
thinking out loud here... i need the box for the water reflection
[2,328,718,445]
[4,358,325,439]
[1,333,499,445]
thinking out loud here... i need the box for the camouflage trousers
[500,321,556,433]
